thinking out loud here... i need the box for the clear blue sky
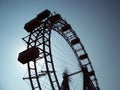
[0,0,120,90]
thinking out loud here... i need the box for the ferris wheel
[18,9,100,90]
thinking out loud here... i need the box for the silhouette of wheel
[18,10,100,90]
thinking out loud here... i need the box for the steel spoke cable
[52,55,79,72]
[52,49,80,71]
[50,41,76,67]
[51,31,74,59]
[51,49,79,72]
[53,32,79,65]
[51,47,77,69]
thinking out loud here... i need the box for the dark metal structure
[18,9,100,90]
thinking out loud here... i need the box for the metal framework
[18,9,100,90]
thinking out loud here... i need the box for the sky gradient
[0,0,120,90]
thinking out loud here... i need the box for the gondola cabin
[61,24,71,32]
[18,46,39,64]
[24,18,40,32]
[37,9,50,21]
[71,38,80,45]
[49,14,61,24]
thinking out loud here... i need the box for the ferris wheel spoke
[68,70,82,77]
